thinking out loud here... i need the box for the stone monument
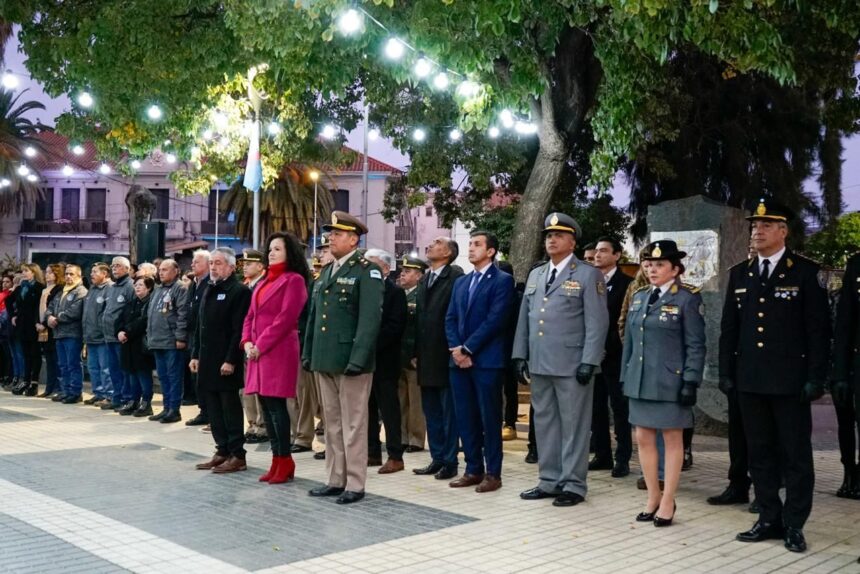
[647,195,749,430]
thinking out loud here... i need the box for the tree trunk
[125,185,156,264]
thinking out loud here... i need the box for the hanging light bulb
[368,128,380,141]
[212,111,229,131]
[384,38,405,60]
[146,104,163,121]
[412,128,426,142]
[337,8,363,35]
[433,72,450,90]
[514,121,538,135]
[202,129,214,141]
[267,121,282,135]
[456,80,480,98]
[0,178,10,187]
[24,146,37,158]
[165,153,177,164]
[1,72,18,89]
[413,57,432,78]
[17,165,30,176]
[321,124,337,140]
[62,165,74,176]
[163,139,172,146]
[72,144,85,155]
[499,109,514,129]
[449,129,462,142]
[488,126,500,139]
[190,146,201,156]
[77,92,94,108]
[130,160,142,170]
[26,174,38,182]
[99,163,111,174]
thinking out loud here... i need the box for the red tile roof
[340,146,403,174]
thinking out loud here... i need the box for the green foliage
[0,88,51,215]
[805,213,860,268]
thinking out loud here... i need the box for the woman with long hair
[241,232,310,484]
[11,264,46,396]
[621,240,706,527]
[36,263,65,398]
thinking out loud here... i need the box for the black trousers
[368,374,403,460]
[528,404,537,451]
[259,395,291,456]
[205,389,246,458]
[20,339,42,382]
[591,373,632,464]
[725,391,751,488]
[739,391,814,528]
[502,368,518,428]
[834,387,858,468]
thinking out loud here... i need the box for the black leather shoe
[520,487,559,500]
[245,434,261,444]
[148,410,167,421]
[291,444,313,453]
[367,455,383,467]
[185,414,208,426]
[313,450,326,460]
[588,457,613,471]
[118,401,138,416]
[611,462,630,478]
[413,461,444,475]
[707,485,750,506]
[335,490,365,504]
[434,466,458,480]
[160,410,182,423]
[784,527,807,552]
[83,396,101,405]
[736,521,785,543]
[100,401,119,410]
[636,510,656,522]
[525,446,538,464]
[552,492,585,507]
[51,393,67,402]
[404,445,424,453]
[836,466,857,498]
[682,449,693,471]
[749,499,761,514]
[61,394,82,404]
[308,485,344,497]
[133,401,153,417]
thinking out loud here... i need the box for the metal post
[214,187,220,249]
[312,179,319,254]
[361,103,369,245]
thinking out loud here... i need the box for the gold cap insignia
[550,214,559,226]
[332,213,339,225]
[756,202,766,216]
[652,243,662,258]
[403,257,408,266]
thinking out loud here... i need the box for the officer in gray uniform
[513,212,609,506]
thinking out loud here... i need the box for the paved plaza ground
[1,393,859,573]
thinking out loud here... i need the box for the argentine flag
[243,119,262,193]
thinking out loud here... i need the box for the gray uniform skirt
[628,397,693,430]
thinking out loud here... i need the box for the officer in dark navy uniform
[720,198,830,553]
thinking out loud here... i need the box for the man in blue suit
[445,230,515,493]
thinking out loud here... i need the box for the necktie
[760,258,770,282]
[546,267,557,290]
[468,272,481,302]
[427,272,436,289]
[648,288,660,306]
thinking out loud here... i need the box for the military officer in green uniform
[302,211,384,504]
[398,255,428,452]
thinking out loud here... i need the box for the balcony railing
[22,219,108,234]
[200,220,237,235]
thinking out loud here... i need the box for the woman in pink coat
[242,232,309,484]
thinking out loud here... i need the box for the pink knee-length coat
[241,271,308,398]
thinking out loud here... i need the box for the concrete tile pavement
[0,394,859,573]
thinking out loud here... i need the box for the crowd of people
[3,199,860,555]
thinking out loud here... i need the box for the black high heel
[636,509,657,522]
[653,502,676,527]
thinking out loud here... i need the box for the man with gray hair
[104,257,136,414]
[364,248,408,474]
[136,262,158,280]
[185,249,212,426]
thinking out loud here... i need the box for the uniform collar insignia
[670,284,679,294]
[786,258,793,268]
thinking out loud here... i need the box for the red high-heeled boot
[268,456,295,484]
[259,456,280,482]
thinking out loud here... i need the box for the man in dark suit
[445,230,515,493]
[720,198,830,553]
[184,249,210,427]
[589,237,634,477]
[414,237,463,480]
[365,249,408,474]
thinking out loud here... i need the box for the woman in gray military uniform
[621,240,706,527]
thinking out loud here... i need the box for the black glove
[678,382,698,407]
[512,359,530,385]
[575,363,596,386]
[301,358,312,372]
[830,380,852,408]
[344,364,363,377]
[800,380,825,403]
[718,376,735,395]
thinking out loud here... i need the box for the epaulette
[681,282,701,293]
[633,285,650,294]
[731,258,754,271]
[790,253,820,267]
[357,257,370,268]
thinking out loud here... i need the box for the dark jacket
[82,281,111,344]
[602,268,634,381]
[118,294,155,372]
[192,275,251,392]
[374,276,407,381]
[146,279,189,349]
[416,264,464,387]
[400,287,418,369]
[833,253,860,385]
[187,274,210,353]
[102,274,134,344]
[12,281,45,342]
[48,283,88,339]
[719,250,831,395]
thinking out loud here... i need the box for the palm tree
[0,20,12,65]
[220,164,334,245]
[0,88,51,216]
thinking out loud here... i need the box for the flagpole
[252,118,260,250]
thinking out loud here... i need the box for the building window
[426,206,433,217]
[331,189,350,213]
[150,188,169,220]
[35,188,53,220]
[61,188,80,221]
[86,188,107,220]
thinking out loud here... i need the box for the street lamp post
[310,170,320,254]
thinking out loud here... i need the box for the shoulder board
[731,259,754,271]
[790,253,820,267]
[634,285,650,294]
[681,282,701,293]
[357,258,370,268]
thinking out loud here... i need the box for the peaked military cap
[746,197,795,223]
[322,210,369,235]
[642,240,687,261]
[543,212,582,239]
[239,249,264,263]
[401,255,428,271]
